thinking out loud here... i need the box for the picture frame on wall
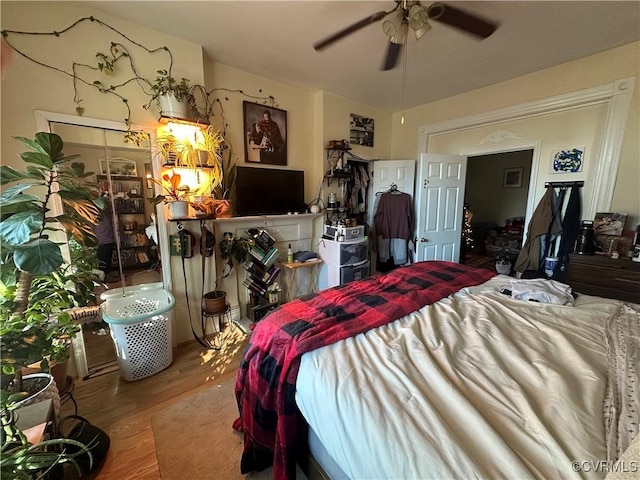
[243,101,287,165]
[349,113,374,147]
[503,167,523,188]
[550,147,585,173]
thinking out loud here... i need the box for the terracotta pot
[204,291,227,313]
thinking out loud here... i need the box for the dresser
[565,254,640,302]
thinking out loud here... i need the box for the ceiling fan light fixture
[409,5,428,28]
[409,5,431,40]
[413,19,431,40]
[390,20,408,45]
[382,19,397,38]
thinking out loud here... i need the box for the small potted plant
[203,233,252,312]
[148,171,192,219]
[144,69,192,118]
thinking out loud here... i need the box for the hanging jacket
[552,185,581,281]
[515,188,562,274]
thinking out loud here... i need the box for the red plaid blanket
[233,261,496,479]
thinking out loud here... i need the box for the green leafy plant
[154,125,225,172]
[1,389,92,479]
[0,132,101,383]
[212,157,236,201]
[143,69,191,111]
[216,232,252,290]
[0,132,99,479]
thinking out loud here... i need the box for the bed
[233,261,639,480]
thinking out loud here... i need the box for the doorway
[463,149,533,274]
[36,111,164,380]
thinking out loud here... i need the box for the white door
[367,159,416,227]
[415,154,467,262]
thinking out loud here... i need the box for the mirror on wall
[41,115,162,378]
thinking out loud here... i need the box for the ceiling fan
[313,1,498,71]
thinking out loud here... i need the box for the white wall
[391,42,640,228]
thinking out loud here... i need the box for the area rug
[152,379,276,480]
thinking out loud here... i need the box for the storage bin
[319,261,370,290]
[323,225,365,241]
[318,238,368,266]
[101,286,175,381]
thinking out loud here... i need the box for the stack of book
[242,228,280,303]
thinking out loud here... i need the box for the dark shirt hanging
[552,185,581,281]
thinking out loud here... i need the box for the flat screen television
[235,166,305,216]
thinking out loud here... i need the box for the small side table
[282,259,323,301]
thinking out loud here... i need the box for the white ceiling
[87,1,640,112]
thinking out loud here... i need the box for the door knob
[420,237,429,243]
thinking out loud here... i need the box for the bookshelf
[243,228,282,322]
[97,175,153,269]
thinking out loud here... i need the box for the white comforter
[296,275,622,480]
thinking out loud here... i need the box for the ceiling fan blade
[381,42,402,71]
[313,7,398,51]
[427,2,498,39]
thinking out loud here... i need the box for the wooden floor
[61,326,249,479]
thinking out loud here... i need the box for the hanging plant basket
[204,291,227,313]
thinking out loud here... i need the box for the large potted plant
[0,132,101,387]
[0,132,99,475]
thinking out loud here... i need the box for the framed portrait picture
[593,212,627,236]
[243,102,287,165]
[503,167,523,188]
[350,113,375,147]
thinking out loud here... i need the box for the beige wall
[319,91,392,209]
[466,151,533,226]
[202,62,318,202]
[1,1,205,170]
[391,42,640,228]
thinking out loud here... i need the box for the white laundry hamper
[101,285,175,381]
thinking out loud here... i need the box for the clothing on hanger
[373,189,414,271]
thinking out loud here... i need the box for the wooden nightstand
[565,254,640,302]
